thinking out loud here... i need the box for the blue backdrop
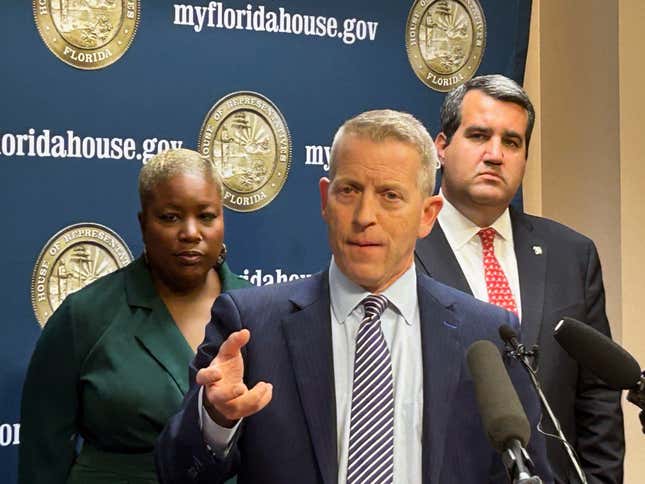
[1,0,531,480]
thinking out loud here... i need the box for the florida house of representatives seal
[31,223,133,326]
[406,0,486,92]
[198,91,292,212]
[33,0,140,70]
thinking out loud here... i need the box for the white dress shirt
[329,258,423,484]
[437,192,522,321]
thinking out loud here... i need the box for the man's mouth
[348,240,382,248]
[478,171,504,182]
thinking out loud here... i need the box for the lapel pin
[532,246,543,255]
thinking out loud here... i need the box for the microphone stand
[502,439,542,483]
[504,340,588,484]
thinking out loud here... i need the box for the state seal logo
[33,0,140,70]
[31,223,134,326]
[406,0,486,92]
[198,92,292,212]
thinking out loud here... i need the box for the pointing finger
[217,329,251,359]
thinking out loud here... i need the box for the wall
[524,0,645,480]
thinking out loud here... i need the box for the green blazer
[18,256,250,484]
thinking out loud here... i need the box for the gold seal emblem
[406,0,486,92]
[31,223,134,326]
[198,92,292,212]
[33,0,140,70]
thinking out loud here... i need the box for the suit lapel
[511,209,547,347]
[281,273,337,484]
[125,257,194,396]
[415,223,472,295]
[417,275,463,484]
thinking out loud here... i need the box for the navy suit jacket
[156,270,553,483]
[415,208,624,483]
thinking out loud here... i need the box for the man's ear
[319,177,331,220]
[418,195,443,239]
[435,132,448,166]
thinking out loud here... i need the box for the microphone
[499,324,521,349]
[499,325,538,368]
[553,317,641,389]
[467,340,542,483]
[553,317,645,411]
[499,324,588,483]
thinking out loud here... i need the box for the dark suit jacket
[155,270,553,483]
[415,208,625,483]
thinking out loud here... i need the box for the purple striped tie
[347,294,394,484]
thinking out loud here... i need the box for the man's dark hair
[440,74,535,157]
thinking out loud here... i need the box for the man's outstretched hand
[196,329,273,428]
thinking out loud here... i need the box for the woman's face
[139,172,224,292]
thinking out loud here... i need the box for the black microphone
[553,317,641,390]
[553,317,645,411]
[499,324,588,483]
[499,324,521,350]
[467,340,542,483]
[499,325,538,368]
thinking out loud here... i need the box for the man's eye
[504,139,521,148]
[339,186,355,195]
[384,191,400,201]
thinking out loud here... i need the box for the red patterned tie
[477,228,518,315]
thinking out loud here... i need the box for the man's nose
[353,193,377,228]
[484,138,504,164]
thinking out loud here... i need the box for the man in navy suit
[415,75,624,483]
[156,109,553,483]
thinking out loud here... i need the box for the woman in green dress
[19,148,250,483]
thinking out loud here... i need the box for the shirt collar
[437,189,513,248]
[329,257,417,326]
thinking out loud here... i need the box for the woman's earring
[215,243,227,268]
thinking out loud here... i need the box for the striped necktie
[347,294,394,484]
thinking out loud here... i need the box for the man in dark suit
[156,109,553,483]
[415,74,624,483]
